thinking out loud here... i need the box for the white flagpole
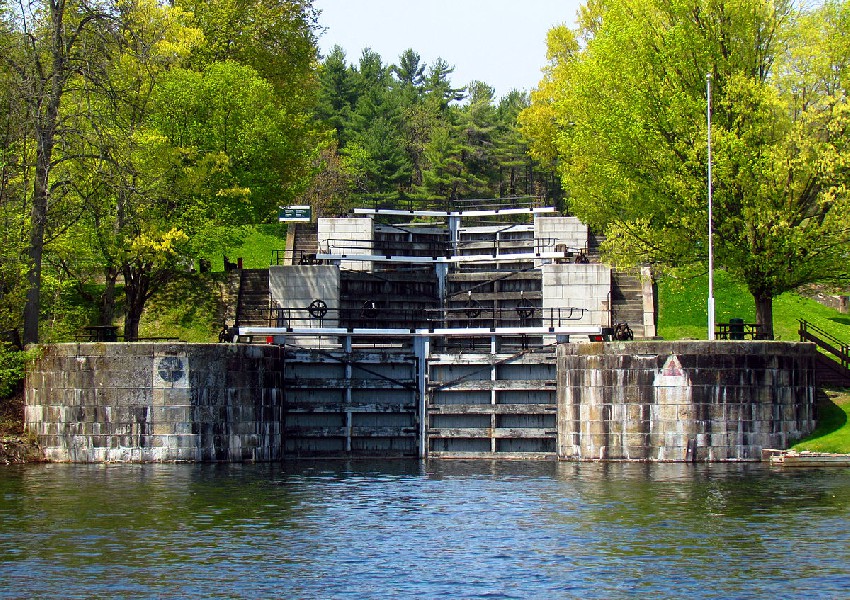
[707,73,715,341]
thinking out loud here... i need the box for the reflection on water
[1,461,849,598]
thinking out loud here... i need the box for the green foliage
[525,0,850,337]
[177,0,320,103]
[658,270,850,343]
[38,276,102,343]
[0,344,39,399]
[0,0,321,342]
[310,45,561,209]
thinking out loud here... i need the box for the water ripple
[0,461,849,598]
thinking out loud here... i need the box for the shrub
[0,343,38,399]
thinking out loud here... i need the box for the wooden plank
[284,427,416,438]
[448,271,541,281]
[428,427,557,439]
[286,353,417,365]
[428,451,557,460]
[284,378,415,389]
[800,330,850,365]
[428,353,556,366]
[428,379,556,392]
[448,292,542,302]
[285,403,416,413]
[428,404,556,415]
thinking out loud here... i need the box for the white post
[414,335,429,459]
[707,73,715,341]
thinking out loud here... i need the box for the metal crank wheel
[516,299,534,321]
[308,299,328,319]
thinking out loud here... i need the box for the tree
[0,31,29,334]
[176,0,319,101]
[393,48,426,94]
[523,0,850,338]
[1,0,112,343]
[110,59,306,339]
[424,57,465,109]
[1,0,321,341]
[316,45,357,143]
[66,0,202,333]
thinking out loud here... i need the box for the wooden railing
[799,320,850,370]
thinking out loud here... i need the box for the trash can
[729,318,745,340]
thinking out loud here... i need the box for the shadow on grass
[794,390,849,450]
[828,317,850,327]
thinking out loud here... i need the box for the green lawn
[792,390,850,453]
[138,272,227,343]
[207,223,289,271]
[658,270,850,344]
[134,224,290,342]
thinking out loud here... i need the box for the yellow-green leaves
[521,0,850,336]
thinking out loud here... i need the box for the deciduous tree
[523,0,850,338]
[1,0,113,343]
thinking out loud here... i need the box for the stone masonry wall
[318,216,373,271]
[25,340,818,463]
[25,343,284,463]
[535,216,588,252]
[269,265,341,328]
[543,263,611,328]
[557,341,817,461]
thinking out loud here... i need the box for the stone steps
[292,222,319,264]
[814,353,850,387]
[610,269,646,338]
[235,269,271,327]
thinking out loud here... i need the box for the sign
[278,205,312,222]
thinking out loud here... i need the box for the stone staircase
[234,269,271,327]
[814,354,850,387]
[587,230,605,262]
[292,222,319,264]
[610,269,647,339]
[798,320,850,387]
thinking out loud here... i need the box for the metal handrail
[266,304,587,331]
[321,236,566,258]
[270,249,320,265]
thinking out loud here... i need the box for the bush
[0,343,37,399]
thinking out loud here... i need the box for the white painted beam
[352,207,556,217]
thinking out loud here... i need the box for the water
[1,461,849,599]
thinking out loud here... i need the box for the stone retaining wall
[557,341,817,461]
[25,343,284,462]
[25,340,819,463]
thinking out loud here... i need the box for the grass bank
[657,270,850,343]
[791,389,850,454]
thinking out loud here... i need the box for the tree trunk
[23,189,47,344]
[22,1,67,345]
[123,264,150,342]
[100,266,119,326]
[23,114,58,344]
[754,292,774,340]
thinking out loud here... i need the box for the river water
[1,461,849,599]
